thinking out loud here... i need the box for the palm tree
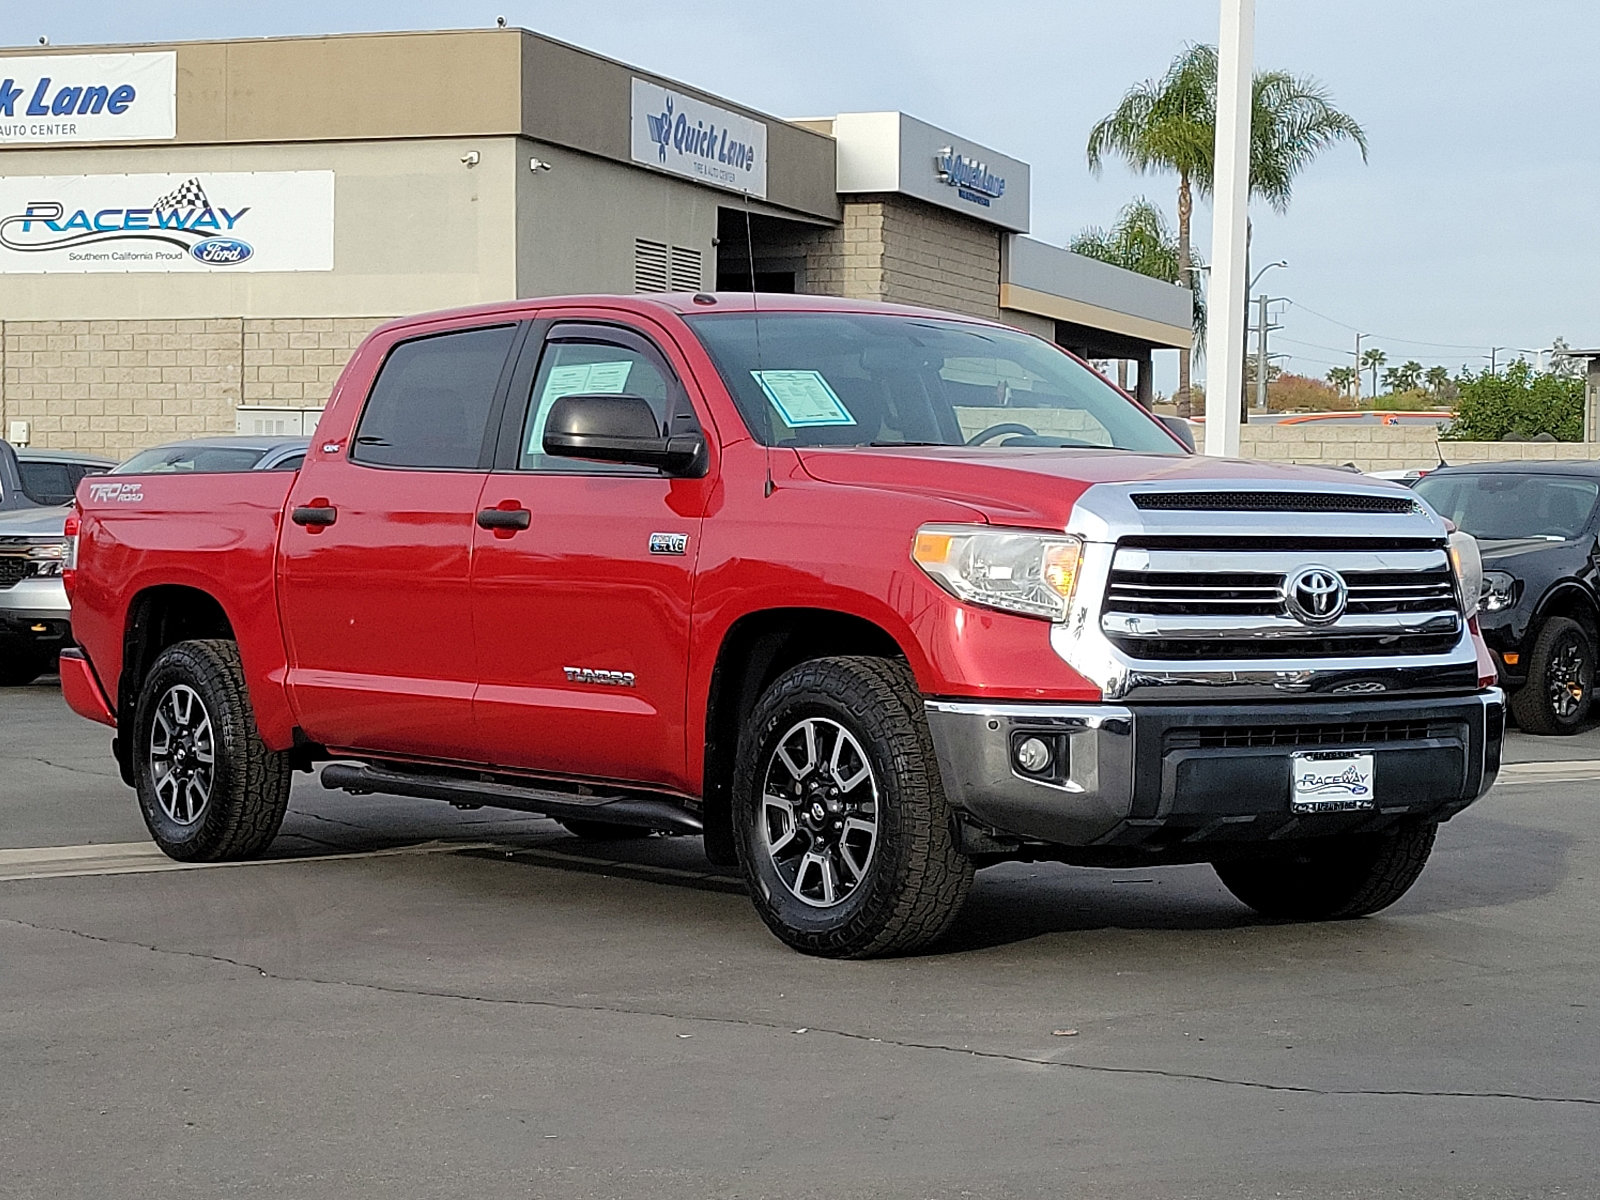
[1087,44,1367,417]
[1360,347,1387,400]
[1070,196,1207,343]
[1424,365,1450,396]
[1395,360,1424,392]
[1326,365,1357,396]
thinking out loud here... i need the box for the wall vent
[669,245,703,292]
[634,239,670,293]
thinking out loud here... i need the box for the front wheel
[1510,615,1594,735]
[132,639,292,862]
[733,656,973,958]
[1214,821,1438,920]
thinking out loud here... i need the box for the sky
[3,1,1595,395]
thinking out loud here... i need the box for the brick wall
[1238,423,1600,472]
[0,316,390,456]
[826,196,1001,320]
[241,317,391,408]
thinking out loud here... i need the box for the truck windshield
[1414,471,1600,541]
[685,312,1181,453]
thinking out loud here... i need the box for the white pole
[1203,0,1254,458]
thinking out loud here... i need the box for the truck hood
[795,446,1388,529]
[0,503,69,539]
[1478,536,1575,566]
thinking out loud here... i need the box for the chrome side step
[319,763,703,835]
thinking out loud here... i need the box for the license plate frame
[1289,749,1376,814]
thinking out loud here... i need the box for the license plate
[1290,750,1375,813]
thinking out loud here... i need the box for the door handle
[476,506,531,532]
[291,504,338,527]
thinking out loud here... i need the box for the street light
[1249,260,1288,290]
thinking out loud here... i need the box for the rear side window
[352,325,517,469]
[17,462,76,506]
[115,447,266,474]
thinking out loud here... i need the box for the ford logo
[191,237,253,266]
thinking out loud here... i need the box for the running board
[319,763,703,835]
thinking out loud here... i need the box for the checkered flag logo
[152,177,210,214]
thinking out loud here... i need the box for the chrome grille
[1165,719,1460,750]
[0,557,27,590]
[1101,538,1462,660]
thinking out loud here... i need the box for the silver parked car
[0,436,308,686]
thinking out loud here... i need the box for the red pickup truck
[60,294,1503,957]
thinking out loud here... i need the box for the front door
[278,320,522,760]
[470,319,713,792]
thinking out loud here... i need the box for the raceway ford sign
[0,52,176,144]
[0,171,334,274]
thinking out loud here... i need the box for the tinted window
[686,312,1180,453]
[1415,472,1600,541]
[517,335,684,473]
[114,446,266,474]
[17,462,77,505]
[353,325,517,469]
[270,454,305,472]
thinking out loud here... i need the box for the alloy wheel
[1549,637,1588,719]
[760,717,880,908]
[148,683,216,826]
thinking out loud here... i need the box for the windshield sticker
[752,369,855,427]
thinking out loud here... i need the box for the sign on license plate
[1290,750,1375,814]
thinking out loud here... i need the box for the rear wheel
[733,656,973,958]
[1510,616,1593,735]
[132,639,292,862]
[1214,821,1438,920]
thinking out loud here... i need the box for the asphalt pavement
[2,677,1597,1200]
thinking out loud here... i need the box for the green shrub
[1441,360,1583,441]
[1370,389,1436,412]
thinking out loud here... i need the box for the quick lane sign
[630,78,767,198]
[0,52,176,144]
[0,171,334,274]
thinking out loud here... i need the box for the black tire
[732,656,973,958]
[1214,821,1438,920]
[557,819,655,841]
[132,639,292,862]
[1509,616,1594,736]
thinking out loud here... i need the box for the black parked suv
[1414,462,1600,734]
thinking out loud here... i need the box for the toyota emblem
[1285,566,1348,626]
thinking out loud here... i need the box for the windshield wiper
[867,440,952,448]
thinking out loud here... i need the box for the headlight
[1448,530,1483,620]
[1480,570,1518,614]
[25,539,68,560]
[912,524,1083,620]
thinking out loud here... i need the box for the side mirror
[1158,414,1196,451]
[542,393,707,476]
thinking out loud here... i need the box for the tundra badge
[649,532,689,556]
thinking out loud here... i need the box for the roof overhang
[1002,236,1192,351]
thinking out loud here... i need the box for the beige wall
[515,139,719,296]
[0,137,520,321]
[1239,423,1600,472]
[1,316,389,457]
[830,196,1000,320]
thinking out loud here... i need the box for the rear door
[470,317,714,791]
[278,319,524,760]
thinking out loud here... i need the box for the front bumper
[0,575,71,637]
[926,690,1503,854]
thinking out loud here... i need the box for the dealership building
[0,29,1191,456]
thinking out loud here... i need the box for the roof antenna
[743,190,774,498]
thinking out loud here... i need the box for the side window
[352,325,517,469]
[270,454,305,472]
[517,334,687,473]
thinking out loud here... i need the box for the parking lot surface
[3,677,1597,1200]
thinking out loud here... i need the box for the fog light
[1015,736,1052,774]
